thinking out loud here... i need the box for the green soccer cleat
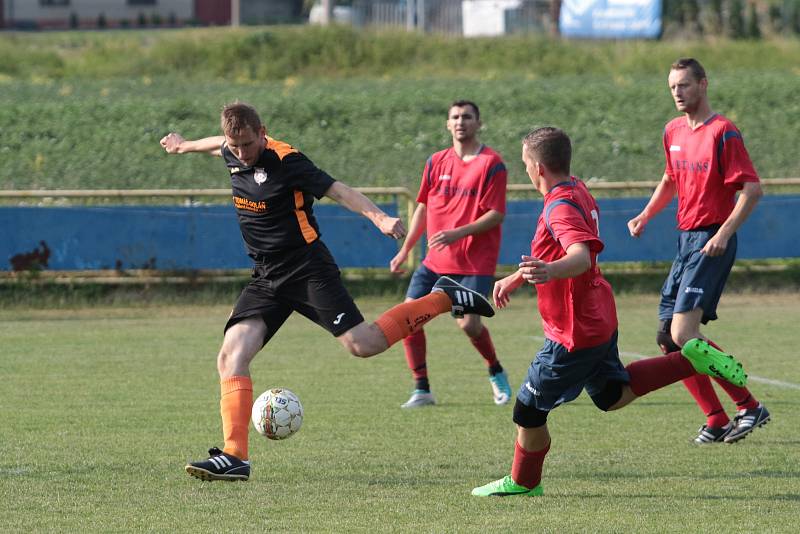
[681,338,748,387]
[471,475,543,497]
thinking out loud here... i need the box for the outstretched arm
[627,173,676,237]
[324,181,407,240]
[160,133,224,157]
[702,181,763,256]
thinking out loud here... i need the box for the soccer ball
[251,388,304,440]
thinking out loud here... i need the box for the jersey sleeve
[719,125,759,188]
[416,155,434,204]
[284,152,336,199]
[479,157,507,214]
[548,204,604,254]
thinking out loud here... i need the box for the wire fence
[350,0,553,35]
[347,0,800,37]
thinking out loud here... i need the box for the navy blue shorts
[405,263,494,299]
[516,331,629,412]
[658,226,737,324]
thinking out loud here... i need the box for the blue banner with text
[560,0,662,39]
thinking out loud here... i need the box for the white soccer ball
[251,388,304,440]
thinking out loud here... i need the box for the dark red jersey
[531,178,618,351]
[663,114,760,230]
[417,145,507,275]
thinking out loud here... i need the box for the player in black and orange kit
[160,102,494,481]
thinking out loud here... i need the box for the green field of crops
[3,72,799,192]
[1,27,799,191]
[3,27,799,81]
[2,292,798,532]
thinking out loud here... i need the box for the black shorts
[225,241,364,345]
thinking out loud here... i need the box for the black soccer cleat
[724,404,771,444]
[185,447,250,481]
[693,422,733,444]
[432,276,495,318]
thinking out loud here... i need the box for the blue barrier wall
[1,204,398,271]
[500,195,800,263]
[2,196,799,271]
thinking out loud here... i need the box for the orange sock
[374,292,451,346]
[220,376,253,460]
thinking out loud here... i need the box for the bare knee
[217,318,266,377]
[457,316,483,338]
[217,346,231,375]
[670,325,695,347]
[670,310,704,347]
[217,344,255,377]
[338,322,388,358]
[342,339,379,358]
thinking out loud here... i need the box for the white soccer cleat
[400,390,436,409]
[489,370,512,405]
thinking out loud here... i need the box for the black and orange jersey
[222,136,335,260]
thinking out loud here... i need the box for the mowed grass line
[1,293,798,532]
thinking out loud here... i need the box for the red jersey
[417,145,507,275]
[663,114,760,230]
[531,178,618,351]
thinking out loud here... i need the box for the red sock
[511,440,550,489]
[706,339,759,411]
[470,326,499,368]
[714,379,759,411]
[374,292,451,346]
[402,329,427,380]
[682,374,730,428]
[626,351,696,397]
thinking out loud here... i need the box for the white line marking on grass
[530,336,800,391]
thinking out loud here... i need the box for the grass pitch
[2,292,799,532]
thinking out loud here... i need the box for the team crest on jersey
[254,168,268,185]
[669,145,681,152]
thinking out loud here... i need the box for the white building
[1,0,302,29]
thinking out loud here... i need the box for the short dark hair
[670,58,707,82]
[221,101,263,136]
[449,100,480,120]
[522,127,572,175]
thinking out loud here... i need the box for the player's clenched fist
[160,132,186,154]
[627,215,647,237]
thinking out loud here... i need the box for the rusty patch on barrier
[10,241,51,271]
